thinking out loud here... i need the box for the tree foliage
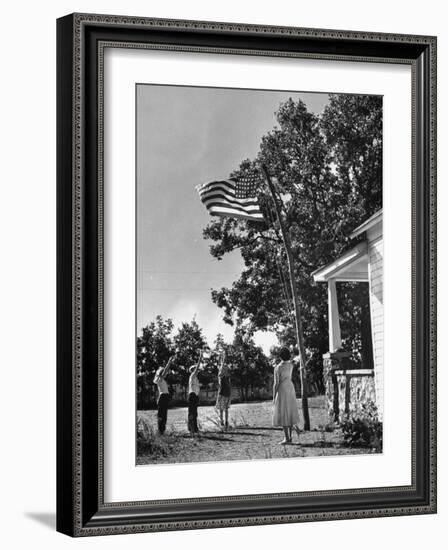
[171,319,207,395]
[137,316,174,407]
[226,329,272,401]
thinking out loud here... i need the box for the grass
[136,417,177,459]
[136,397,381,465]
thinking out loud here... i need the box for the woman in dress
[272,346,300,444]
[215,351,232,429]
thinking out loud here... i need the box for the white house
[312,209,383,419]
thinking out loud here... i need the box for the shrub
[136,417,169,457]
[340,400,382,450]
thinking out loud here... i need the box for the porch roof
[312,241,368,282]
[349,208,383,239]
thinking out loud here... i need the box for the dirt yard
[136,397,379,465]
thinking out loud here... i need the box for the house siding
[368,237,383,418]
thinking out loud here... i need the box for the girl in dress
[215,351,231,429]
[272,346,300,444]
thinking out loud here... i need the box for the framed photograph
[57,13,437,536]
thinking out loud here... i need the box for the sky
[136,84,329,352]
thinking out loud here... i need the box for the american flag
[196,171,264,222]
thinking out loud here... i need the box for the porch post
[328,279,342,352]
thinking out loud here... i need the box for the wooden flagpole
[261,165,311,431]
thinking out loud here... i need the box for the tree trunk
[262,166,311,430]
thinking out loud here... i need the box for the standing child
[187,350,203,435]
[153,354,175,435]
[216,351,232,429]
[272,346,300,444]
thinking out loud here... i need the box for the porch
[313,240,376,422]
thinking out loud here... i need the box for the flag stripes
[196,177,264,221]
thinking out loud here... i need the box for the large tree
[203,95,382,389]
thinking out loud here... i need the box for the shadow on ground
[25,512,56,530]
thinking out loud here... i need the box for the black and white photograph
[135,84,384,465]
[0,0,442,545]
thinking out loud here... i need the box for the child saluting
[187,350,203,435]
[153,354,175,435]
